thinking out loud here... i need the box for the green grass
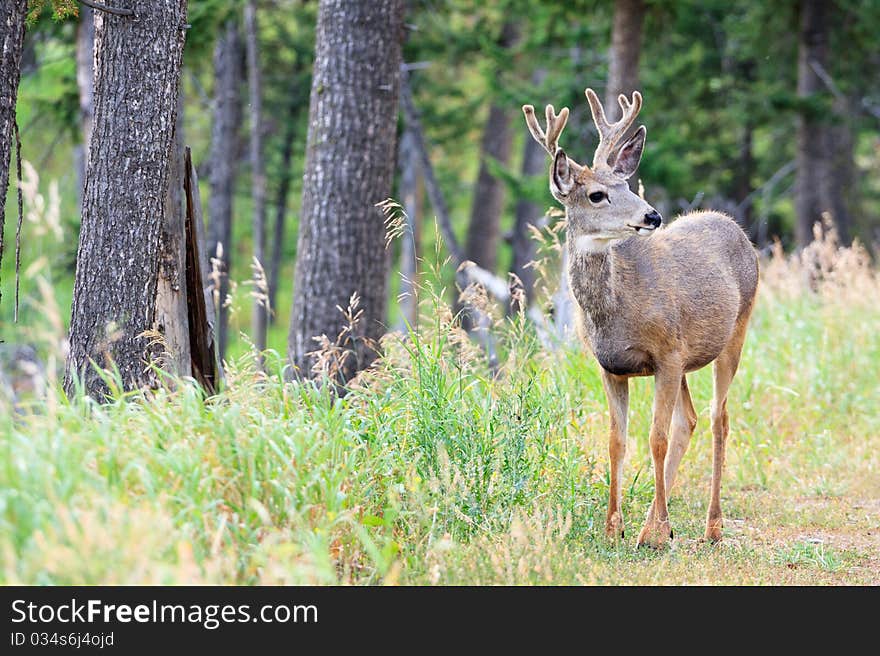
[1,251,878,585]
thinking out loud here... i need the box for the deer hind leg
[601,370,629,540]
[664,376,698,495]
[637,365,681,548]
[705,321,748,542]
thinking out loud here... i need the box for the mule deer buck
[522,89,758,547]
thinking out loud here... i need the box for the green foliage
[26,0,77,26]
[2,252,879,584]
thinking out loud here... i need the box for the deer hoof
[636,519,674,549]
[703,518,723,543]
[605,512,625,540]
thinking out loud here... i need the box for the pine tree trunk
[207,19,241,362]
[734,122,754,234]
[396,127,420,330]
[244,1,267,353]
[289,0,404,383]
[64,1,187,400]
[605,0,645,120]
[510,136,544,314]
[823,94,855,245]
[795,0,830,248]
[267,106,297,324]
[605,0,645,191]
[510,71,547,313]
[464,21,519,273]
[732,60,755,238]
[153,92,190,377]
[464,103,513,273]
[0,0,26,251]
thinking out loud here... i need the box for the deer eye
[588,191,606,204]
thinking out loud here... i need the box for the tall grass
[1,221,878,585]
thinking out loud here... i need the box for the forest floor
[1,234,878,585]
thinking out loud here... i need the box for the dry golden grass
[1,219,878,585]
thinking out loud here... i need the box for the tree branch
[78,0,134,17]
[399,71,465,266]
[810,58,880,122]
[399,68,559,351]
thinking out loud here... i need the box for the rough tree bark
[183,147,219,393]
[64,1,187,400]
[74,6,94,200]
[605,0,645,192]
[267,102,297,323]
[463,21,519,274]
[244,1,267,353]
[153,92,190,377]
[605,0,645,120]
[289,0,404,383]
[795,0,830,248]
[0,0,27,267]
[822,93,856,245]
[396,126,420,330]
[207,19,242,362]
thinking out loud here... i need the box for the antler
[585,88,642,168]
[522,104,570,156]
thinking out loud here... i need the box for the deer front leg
[601,370,629,540]
[637,366,681,548]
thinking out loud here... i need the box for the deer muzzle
[627,210,662,235]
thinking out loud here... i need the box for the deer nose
[644,210,662,228]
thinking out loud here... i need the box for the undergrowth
[1,220,878,584]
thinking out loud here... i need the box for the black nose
[644,210,662,228]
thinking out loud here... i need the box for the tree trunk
[207,19,242,362]
[795,0,830,248]
[510,136,544,314]
[822,94,856,245]
[732,60,755,238]
[0,0,26,272]
[396,126,420,330]
[153,91,190,377]
[464,103,513,273]
[734,122,754,234]
[183,147,219,394]
[64,1,187,400]
[510,71,547,313]
[74,6,95,202]
[605,0,645,120]
[289,0,404,383]
[244,1,267,354]
[463,21,519,273]
[605,0,645,191]
[267,104,297,324]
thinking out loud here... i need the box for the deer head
[523,89,661,251]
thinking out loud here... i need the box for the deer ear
[612,126,646,179]
[552,148,575,196]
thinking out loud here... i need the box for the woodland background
[0,0,878,585]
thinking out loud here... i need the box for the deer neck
[567,235,618,327]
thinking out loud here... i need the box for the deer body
[523,90,758,547]
[570,212,758,378]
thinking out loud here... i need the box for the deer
[522,89,758,548]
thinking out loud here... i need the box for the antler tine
[522,103,569,157]
[585,88,643,168]
[544,104,569,154]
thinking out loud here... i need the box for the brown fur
[523,89,759,547]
